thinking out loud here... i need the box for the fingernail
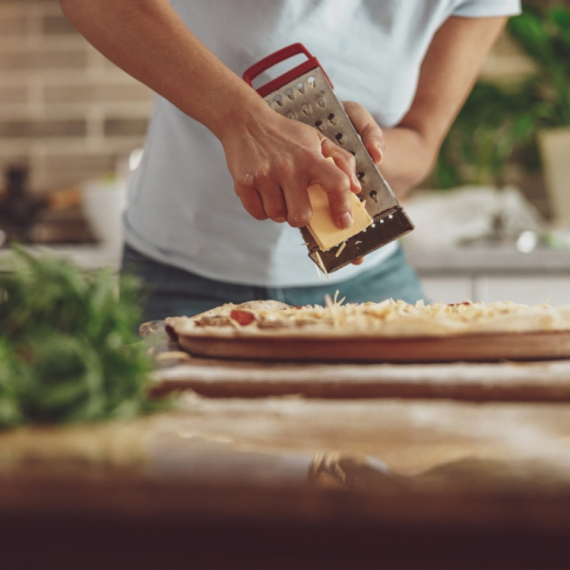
[275,217,287,223]
[375,144,383,162]
[339,212,353,229]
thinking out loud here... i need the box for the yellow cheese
[306,158,372,251]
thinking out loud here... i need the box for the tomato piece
[230,309,256,326]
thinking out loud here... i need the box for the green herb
[0,246,166,429]
[435,3,570,190]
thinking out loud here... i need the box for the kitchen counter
[3,393,570,568]
[3,241,570,275]
[4,241,570,305]
[404,242,570,276]
[0,243,122,273]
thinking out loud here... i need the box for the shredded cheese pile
[167,298,570,338]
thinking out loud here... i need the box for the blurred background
[0,0,151,251]
[0,0,569,303]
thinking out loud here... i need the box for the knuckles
[288,211,312,227]
[236,169,270,188]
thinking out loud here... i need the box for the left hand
[342,101,385,265]
[343,101,385,166]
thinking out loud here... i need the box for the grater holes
[314,119,323,130]
[274,94,283,106]
[335,133,344,144]
[357,171,365,180]
[285,88,294,100]
[316,94,325,107]
[301,103,310,116]
[287,112,296,120]
[369,189,377,201]
[296,82,305,93]
[307,76,316,87]
[327,113,336,124]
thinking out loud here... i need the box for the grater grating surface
[243,44,414,274]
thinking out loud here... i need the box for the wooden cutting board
[151,356,570,402]
[176,330,570,363]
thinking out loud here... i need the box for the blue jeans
[122,243,426,322]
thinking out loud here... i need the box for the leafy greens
[0,246,165,428]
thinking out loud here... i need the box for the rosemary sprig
[0,245,166,428]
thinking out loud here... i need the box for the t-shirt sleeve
[452,0,521,17]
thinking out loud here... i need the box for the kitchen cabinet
[406,243,570,305]
[3,243,570,305]
[421,276,473,303]
[421,275,570,305]
[477,276,570,305]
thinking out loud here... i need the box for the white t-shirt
[124,0,521,287]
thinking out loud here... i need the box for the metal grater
[243,43,414,273]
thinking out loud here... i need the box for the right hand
[220,107,361,229]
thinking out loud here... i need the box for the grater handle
[243,43,333,97]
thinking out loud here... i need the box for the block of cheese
[306,158,372,251]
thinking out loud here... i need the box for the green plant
[0,246,166,428]
[508,3,570,125]
[435,3,570,189]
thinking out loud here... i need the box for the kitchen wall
[0,0,152,195]
[0,0,556,196]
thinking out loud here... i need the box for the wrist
[207,86,273,143]
[382,126,435,194]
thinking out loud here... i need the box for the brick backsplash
[0,0,152,194]
[0,0,548,197]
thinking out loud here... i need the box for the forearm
[58,0,269,139]
[60,0,362,228]
[380,126,436,198]
[379,15,508,199]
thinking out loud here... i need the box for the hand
[343,101,386,266]
[220,107,361,229]
[342,101,385,165]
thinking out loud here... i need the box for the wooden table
[3,387,570,569]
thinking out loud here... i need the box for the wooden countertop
[3,393,570,568]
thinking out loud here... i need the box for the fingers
[255,177,288,222]
[236,147,360,230]
[235,184,268,221]
[280,180,312,228]
[236,167,290,223]
[310,155,354,230]
[343,101,385,164]
[320,137,361,194]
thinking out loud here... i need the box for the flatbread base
[176,330,570,363]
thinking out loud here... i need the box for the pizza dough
[164,298,570,363]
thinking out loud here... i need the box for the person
[59,0,520,321]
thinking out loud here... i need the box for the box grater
[243,43,414,274]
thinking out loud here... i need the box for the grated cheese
[335,242,347,258]
[172,299,570,338]
[312,250,330,281]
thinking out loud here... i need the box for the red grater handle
[243,42,333,98]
